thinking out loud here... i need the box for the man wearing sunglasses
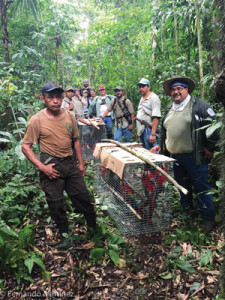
[136,78,161,149]
[151,76,219,233]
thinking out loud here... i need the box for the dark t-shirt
[80,87,91,98]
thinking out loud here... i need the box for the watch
[151,133,156,136]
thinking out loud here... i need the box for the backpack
[113,98,132,125]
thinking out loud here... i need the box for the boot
[204,220,215,234]
[57,220,71,250]
[84,212,97,229]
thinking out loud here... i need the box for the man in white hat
[152,76,219,233]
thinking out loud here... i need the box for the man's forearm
[22,143,45,171]
[79,117,92,125]
[101,109,109,119]
[151,117,159,134]
[73,138,84,166]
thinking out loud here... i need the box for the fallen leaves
[2,217,222,299]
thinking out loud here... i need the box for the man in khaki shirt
[22,82,96,250]
[62,86,92,126]
[99,86,135,142]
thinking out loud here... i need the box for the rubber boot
[57,220,71,250]
[84,212,97,229]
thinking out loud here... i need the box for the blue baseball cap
[42,81,64,96]
[138,78,150,86]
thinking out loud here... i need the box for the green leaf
[90,248,105,262]
[70,235,82,241]
[190,282,201,291]
[199,249,213,267]
[25,258,34,274]
[109,249,120,265]
[108,234,125,245]
[33,257,46,271]
[21,274,34,283]
[206,122,221,138]
[216,181,222,188]
[159,272,174,279]
[0,138,10,143]
[0,226,18,237]
[177,260,195,273]
[110,244,119,251]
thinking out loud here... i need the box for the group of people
[60,78,161,149]
[22,75,219,250]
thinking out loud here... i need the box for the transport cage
[78,122,106,160]
[95,162,173,236]
[93,143,175,236]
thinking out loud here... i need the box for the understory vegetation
[0,0,224,298]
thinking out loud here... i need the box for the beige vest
[164,101,193,154]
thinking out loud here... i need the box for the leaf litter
[1,216,222,299]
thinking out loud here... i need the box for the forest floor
[2,212,222,300]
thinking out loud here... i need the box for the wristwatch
[151,133,156,136]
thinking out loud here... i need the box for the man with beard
[80,79,91,98]
[99,86,134,142]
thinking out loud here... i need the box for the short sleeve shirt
[107,97,134,128]
[99,97,110,117]
[23,109,79,157]
[136,92,161,136]
[61,96,76,116]
[73,96,85,120]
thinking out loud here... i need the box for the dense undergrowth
[0,142,223,298]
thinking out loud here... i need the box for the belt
[41,153,74,165]
[54,155,74,161]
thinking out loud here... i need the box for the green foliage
[0,224,47,284]
[89,216,126,266]
[165,246,195,273]
[165,225,210,246]
[199,249,213,267]
[0,145,48,286]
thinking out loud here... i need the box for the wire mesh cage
[78,123,106,160]
[95,162,173,236]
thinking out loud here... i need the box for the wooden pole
[107,184,142,220]
[102,139,188,195]
[88,117,100,130]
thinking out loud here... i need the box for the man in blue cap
[22,82,96,250]
[151,76,219,233]
[136,78,161,149]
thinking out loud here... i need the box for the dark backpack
[113,98,132,125]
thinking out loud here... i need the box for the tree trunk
[0,0,11,62]
[214,0,225,70]
[213,0,225,295]
[172,0,178,73]
[122,46,127,98]
[152,29,157,68]
[194,0,205,99]
[160,22,163,53]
